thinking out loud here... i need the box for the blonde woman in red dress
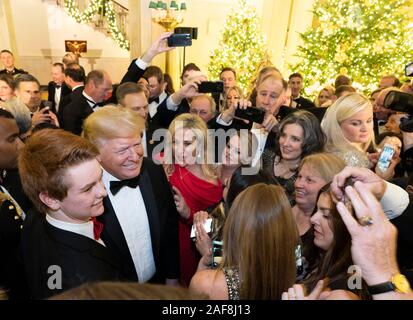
[164,113,222,287]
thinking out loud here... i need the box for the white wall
[0,0,315,85]
[1,0,130,84]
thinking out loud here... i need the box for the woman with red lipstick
[164,113,222,287]
[263,110,325,205]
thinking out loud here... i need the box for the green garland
[64,0,130,51]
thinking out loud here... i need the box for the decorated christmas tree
[208,0,271,94]
[293,0,413,97]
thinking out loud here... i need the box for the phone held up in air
[377,144,396,172]
[234,106,265,124]
[190,218,212,240]
[198,81,224,93]
[167,33,192,47]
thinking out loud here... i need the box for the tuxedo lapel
[45,221,119,268]
[138,162,161,266]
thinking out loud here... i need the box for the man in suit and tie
[58,63,85,122]
[116,82,163,160]
[83,106,179,285]
[19,129,121,299]
[61,69,112,135]
[47,62,71,114]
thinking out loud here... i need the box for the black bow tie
[148,96,160,104]
[54,83,62,89]
[109,177,140,195]
[84,97,100,109]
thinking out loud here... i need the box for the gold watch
[367,273,411,295]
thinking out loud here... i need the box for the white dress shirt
[102,169,156,283]
[45,214,105,246]
[54,86,62,112]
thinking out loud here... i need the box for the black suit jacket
[47,82,71,114]
[99,158,180,283]
[61,93,94,135]
[58,85,84,121]
[21,210,121,299]
[121,59,146,84]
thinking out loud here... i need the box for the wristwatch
[367,273,411,295]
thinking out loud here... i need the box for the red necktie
[91,217,104,240]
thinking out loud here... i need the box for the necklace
[178,165,191,180]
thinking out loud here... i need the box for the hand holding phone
[198,81,224,93]
[377,144,396,172]
[234,106,265,124]
[190,218,212,239]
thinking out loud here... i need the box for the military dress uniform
[0,68,27,76]
[0,191,27,299]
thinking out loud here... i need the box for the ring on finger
[358,215,373,226]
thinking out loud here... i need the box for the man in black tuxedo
[0,109,30,299]
[61,69,112,135]
[116,82,164,160]
[83,106,179,285]
[19,129,121,299]
[58,63,85,122]
[212,67,237,111]
[47,62,71,114]
[288,72,316,109]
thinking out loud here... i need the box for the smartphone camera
[198,81,224,93]
[377,144,396,172]
[167,33,192,47]
[234,106,265,124]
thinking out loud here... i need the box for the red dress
[169,164,222,287]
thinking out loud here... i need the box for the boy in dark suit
[19,129,121,299]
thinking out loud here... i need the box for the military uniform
[0,169,31,299]
[0,192,27,299]
[0,68,27,76]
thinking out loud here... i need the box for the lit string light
[208,0,271,94]
[292,0,413,97]
[64,0,129,50]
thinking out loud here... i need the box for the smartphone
[234,106,265,124]
[190,218,212,239]
[40,101,52,113]
[211,240,223,268]
[377,144,396,171]
[167,33,192,47]
[198,81,224,93]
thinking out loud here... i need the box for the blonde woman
[164,113,222,287]
[222,85,243,112]
[315,85,335,107]
[321,92,375,168]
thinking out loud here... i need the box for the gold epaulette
[0,192,24,220]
